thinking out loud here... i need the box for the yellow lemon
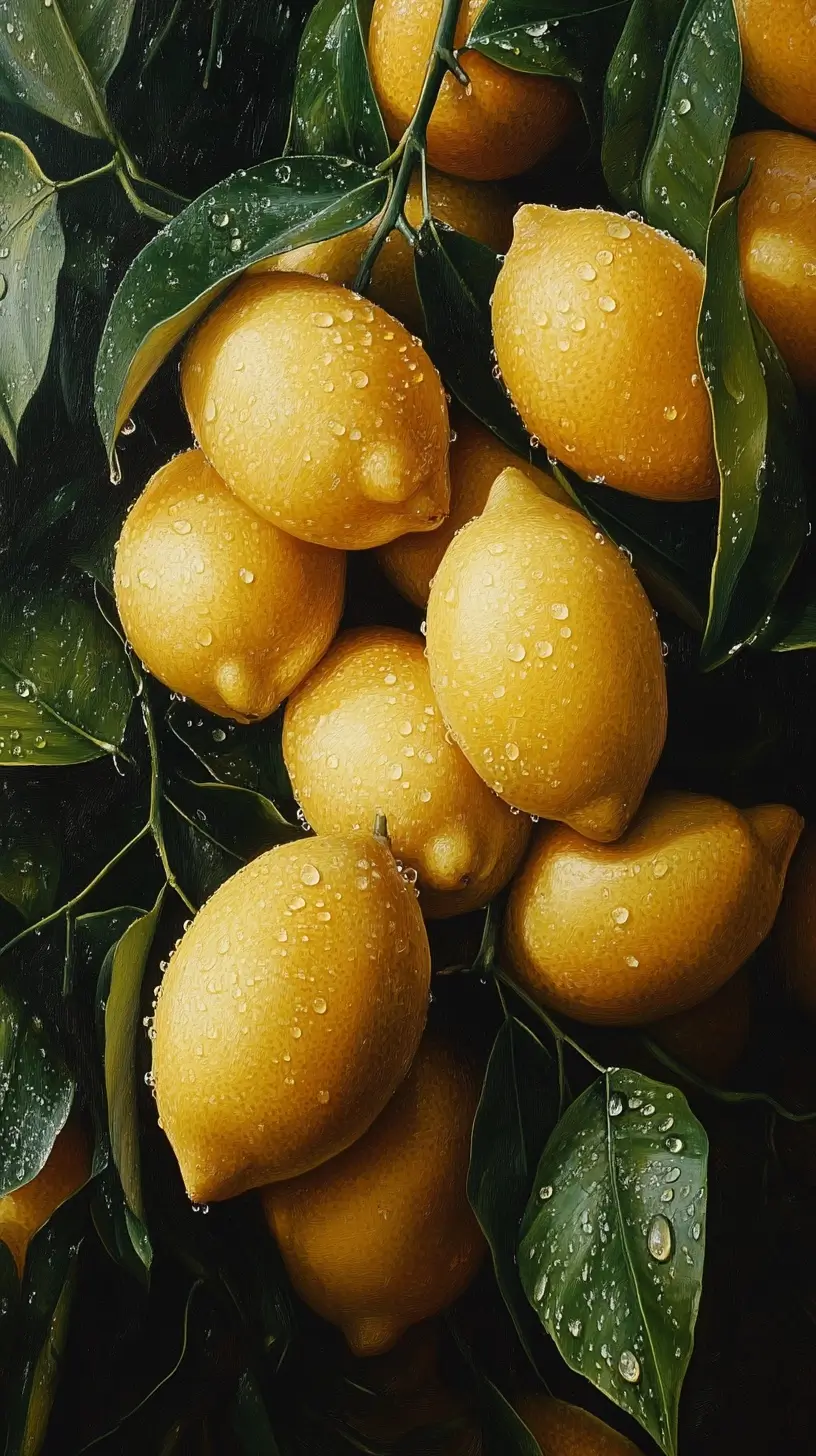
[283,627,531,918]
[0,1118,90,1277]
[504,790,802,1025]
[425,468,667,841]
[368,0,577,181]
[153,832,431,1202]
[646,969,752,1085]
[114,451,345,721]
[491,206,717,500]
[774,823,816,1016]
[182,273,450,549]
[263,1035,485,1356]
[516,1395,644,1456]
[734,0,816,136]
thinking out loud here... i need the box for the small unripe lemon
[368,0,577,181]
[378,412,572,607]
[515,1395,644,1456]
[492,206,717,500]
[0,1118,90,1277]
[426,467,667,841]
[283,628,530,918]
[734,0,816,136]
[182,273,450,549]
[153,832,431,1202]
[504,791,803,1025]
[721,130,816,392]
[263,1035,485,1356]
[774,823,816,1016]
[114,451,345,721]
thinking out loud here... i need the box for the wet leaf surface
[0,0,134,139]
[287,0,388,165]
[0,984,74,1199]
[0,809,60,925]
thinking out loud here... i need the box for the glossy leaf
[169,779,301,860]
[166,700,293,801]
[0,0,135,139]
[467,0,627,111]
[698,196,808,669]
[163,796,243,908]
[0,984,74,1199]
[0,809,60,924]
[602,0,687,208]
[287,0,388,165]
[478,1374,542,1456]
[95,156,389,460]
[519,1068,707,1456]
[0,134,65,459]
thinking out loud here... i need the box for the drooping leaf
[287,0,388,165]
[478,1374,543,1456]
[0,0,135,139]
[602,0,686,209]
[466,0,627,118]
[95,156,389,460]
[0,134,65,459]
[698,195,808,669]
[519,1068,707,1456]
[0,984,74,1199]
[0,808,60,924]
[168,778,301,860]
[166,700,293,801]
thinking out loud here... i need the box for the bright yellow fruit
[425,468,667,841]
[368,0,577,181]
[153,832,431,1202]
[0,1119,90,1277]
[774,823,816,1016]
[516,1395,643,1456]
[721,130,816,392]
[114,451,345,721]
[262,1035,485,1356]
[283,627,531,919]
[646,968,752,1085]
[261,169,515,334]
[492,206,718,500]
[504,790,803,1025]
[378,412,572,607]
[182,273,450,549]
[734,0,816,135]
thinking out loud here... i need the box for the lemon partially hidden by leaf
[0,1118,90,1277]
[516,1395,644,1456]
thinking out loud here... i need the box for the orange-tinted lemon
[647,969,752,1084]
[492,206,717,500]
[0,1118,90,1276]
[734,0,816,135]
[516,1395,643,1456]
[774,823,816,1015]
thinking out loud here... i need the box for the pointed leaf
[287,0,389,165]
[0,0,135,139]
[166,700,292,800]
[0,809,60,924]
[467,0,627,118]
[0,985,74,1199]
[170,779,301,860]
[232,1370,284,1455]
[603,0,685,208]
[478,1374,542,1456]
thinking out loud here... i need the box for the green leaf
[467,0,627,99]
[519,1068,707,1456]
[166,700,293,801]
[95,155,389,461]
[468,1017,558,1371]
[0,0,135,140]
[0,1238,20,1376]
[231,1370,283,1455]
[169,779,301,860]
[698,196,808,669]
[478,1376,542,1456]
[0,586,134,765]
[0,984,74,1199]
[0,808,60,924]
[0,134,65,459]
[163,797,243,908]
[602,0,687,209]
[287,0,388,165]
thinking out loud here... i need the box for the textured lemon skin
[504,791,803,1026]
[259,170,515,334]
[153,833,431,1202]
[516,1396,643,1456]
[114,452,345,721]
[283,628,530,919]
[492,206,718,500]
[182,273,450,549]
[378,412,572,607]
[263,1036,486,1357]
[734,0,816,135]
[0,1119,90,1277]
[722,131,816,392]
[647,969,751,1085]
[369,0,576,181]
[425,468,667,841]
[774,824,816,1016]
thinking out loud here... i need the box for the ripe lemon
[368,0,577,181]
[646,969,751,1084]
[503,790,802,1025]
[774,823,816,1016]
[342,1323,478,1446]
[182,273,450,550]
[0,1118,89,1277]
[378,412,572,607]
[261,169,515,334]
[721,130,816,392]
[516,1395,643,1456]
[114,451,345,721]
[734,0,816,135]
[152,832,431,1202]
[425,467,667,841]
[283,627,531,918]
[262,1035,485,1356]
[491,206,717,500]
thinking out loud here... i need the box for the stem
[204,0,225,89]
[496,968,607,1073]
[115,163,174,225]
[141,693,196,915]
[642,1037,816,1123]
[55,158,118,192]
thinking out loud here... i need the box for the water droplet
[658,1116,674,1132]
[653,858,669,879]
[550,602,569,620]
[301,864,320,886]
[383,672,397,686]
[318,1089,330,1104]
[539,1185,553,1201]
[618,1350,641,1383]
[288,895,306,911]
[607,220,631,239]
[196,628,213,647]
[576,263,597,281]
[313,996,327,1014]
[351,370,369,388]
[398,720,412,736]
[571,316,586,332]
[641,1103,655,1116]
[612,906,629,925]
[33,734,46,749]
[598,295,617,313]
[0,275,7,302]
[311,311,334,328]
[568,1318,583,1337]
[210,211,230,228]
[239,568,255,584]
[677,97,692,114]
[666,1136,683,1154]
[204,398,217,422]
[660,1188,674,1203]
[663,405,678,421]
[329,420,346,437]
[691,1222,702,1241]
[505,742,520,761]
[665,1166,682,1184]
[535,640,554,658]
[506,642,526,662]
[534,1270,548,1302]
[173,519,191,534]
[625,954,639,968]
[608,1092,624,1117]
[138,568,157,589]
[229,237,243,254]
[389,763,403,780]
[596,248,614,266]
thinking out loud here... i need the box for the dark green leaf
[0,0,135,139]
[468,1017,558,1372]
[0,809,60,924]
[467,0,627,113]
[287,0,388,165]
[478,1376,542,1456]
[0,1238,20,1377]
[166,701,293,801]
[519,1068,707,1456]
[95,156,389,460]
[0,134,65,459]
[0,984,74,1199]
[231,1370,283,1455]
[0,586,134,765]
[163,798,243,907]
[602,0,687,209]
[698,196,808,669]
[169,779,301,861]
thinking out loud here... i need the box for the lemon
[182,274,450,549]
[504,790,802,1025]
[426,468,667,841]
[0,1118,89,1277]
[153,832,431,1202]
[263,1034,485,1356]
[516,1395,644,1455]
[342,1323,477,1446]
[774,823,816,1016]
[646,969,751,1085]
[114,450,345,721]
[734,0,816,135]
[283,627,531,918]
[721,130,816,392]
[368,0,576,181]
[491,206,717,500]
[378,411,572,607]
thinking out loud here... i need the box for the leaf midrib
[0,650,118,757]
